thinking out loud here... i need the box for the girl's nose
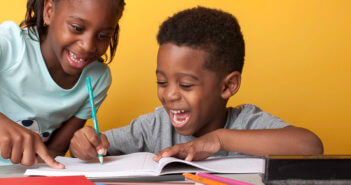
[79,35,97,53]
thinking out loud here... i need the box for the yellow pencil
[183,173,228,185]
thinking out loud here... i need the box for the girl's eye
[98,33,112,40]
[71,24,83,32]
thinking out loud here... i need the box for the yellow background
[1,1,350,154]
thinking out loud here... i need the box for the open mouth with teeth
[66,50,89,69]
[170,109,191,128]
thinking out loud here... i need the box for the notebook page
[25,152,160,177]
[158,156,265,175]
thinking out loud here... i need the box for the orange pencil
[183,173,228,185]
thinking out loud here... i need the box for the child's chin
[174,128,193,136]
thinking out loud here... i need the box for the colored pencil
[197,172,253,185]
[183,173,227,185]
[86,76,103,165]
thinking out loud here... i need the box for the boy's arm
[45,117,86,157]
[69,126,109,160]
[216,126,323,156]
[70,112,161,160]
[154,126,323,162]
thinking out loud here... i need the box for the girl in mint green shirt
[0,0,125,168]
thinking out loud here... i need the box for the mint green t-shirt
[0,21,111,163]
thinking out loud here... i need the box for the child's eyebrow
[177,73,199,81]
[156,70,199,81]
[68,16,85,23]
[67,16,115,31]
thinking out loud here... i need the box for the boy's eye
[156,81,167,86]
[180,84,194,89]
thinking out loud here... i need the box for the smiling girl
[0,0,125,168]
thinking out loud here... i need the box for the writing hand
[70,126,109,160]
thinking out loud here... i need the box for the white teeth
[173,115,189,125]
[68,51,87,64]
[170,109,189,125]
[170,110,185,114]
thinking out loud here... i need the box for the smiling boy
[70,6,323,161]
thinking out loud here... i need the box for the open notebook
[25,152,264,178]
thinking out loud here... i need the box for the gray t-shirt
[104,104,290,156]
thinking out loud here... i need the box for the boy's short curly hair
[157,6,245,76]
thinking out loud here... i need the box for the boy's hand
[69,126,109,160]
[0,113,64,169]
[153,131,222,162]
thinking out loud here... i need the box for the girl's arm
[0,113,64,168]
[154,126,323,162]
[45,117,86,157]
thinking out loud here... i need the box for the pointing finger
[35,140,64,169]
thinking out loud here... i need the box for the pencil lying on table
[197,172,253,185]
[183,173,227,185]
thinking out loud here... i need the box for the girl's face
[41,0,120,78]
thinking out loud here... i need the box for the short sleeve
[104,113,158,155]
[74,62,112,119]
[234,104,291,129]
[0,21,23,72]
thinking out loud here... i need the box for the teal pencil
[86,76,104,165]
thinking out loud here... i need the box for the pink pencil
[196,172,253,185]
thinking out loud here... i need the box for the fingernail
[97,149,104,155]
[58,163,65,169]
[162,152,168,157]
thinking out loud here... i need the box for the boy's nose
[164,86,181,102]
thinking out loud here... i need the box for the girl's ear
[221,71,241,99]
[43,0,55,26]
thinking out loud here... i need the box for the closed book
[264,155,351,185]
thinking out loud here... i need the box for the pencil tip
[99,156,103,165]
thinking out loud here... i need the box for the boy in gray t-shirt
[70,7,323,162]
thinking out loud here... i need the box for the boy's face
[156,43,227,137]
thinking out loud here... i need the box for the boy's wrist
[212,128,226,151]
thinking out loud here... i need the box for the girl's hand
[153,130,222,162]
[69,126,109,160]
[0,113,64,169]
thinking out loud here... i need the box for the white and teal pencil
[86,76,103,165]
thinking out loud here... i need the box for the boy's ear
[43,0,55,26]
[220,71,241,99]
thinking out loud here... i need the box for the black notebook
[264,155,351,185]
